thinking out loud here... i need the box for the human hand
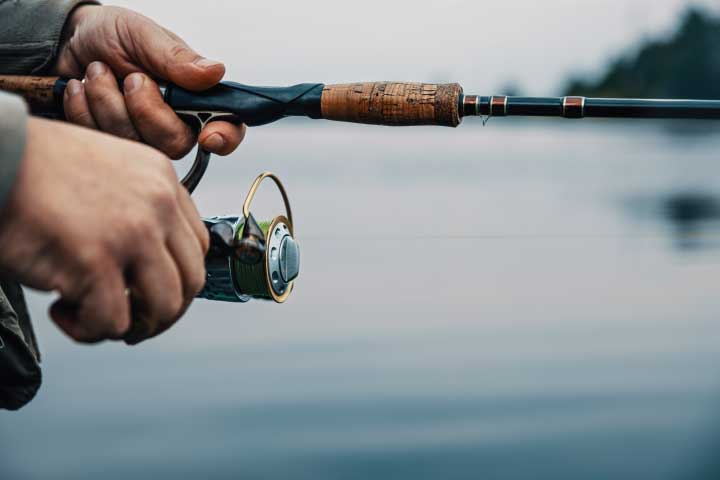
[53,5,245,159]
[0,118,209,344]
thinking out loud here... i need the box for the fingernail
[194,58,223,69]
[203,133,225,151]
[124,73,144,94]
[87,61,106,79]
[66,80,83,97]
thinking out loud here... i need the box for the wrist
[58,4,101,58]
[65,4,99,32]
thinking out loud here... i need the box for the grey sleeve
[0,0,100,75]
[0,0,99,208]
[0,92,27,210]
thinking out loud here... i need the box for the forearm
[0,92,27,211]
[0,0,99,211]
[0,0,99,75]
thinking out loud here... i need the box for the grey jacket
[0,0,97,410]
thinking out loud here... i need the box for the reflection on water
[663,192,720,251]
[623,189,720,251]
[3,121,720,479]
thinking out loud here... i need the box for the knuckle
[170,288,185,315]
[150,152,178,179]
[120,125,141,142]
[128,96,152,117]
[108,318,129,338]
[198,225,210,253]
[67,326,102,344]
[128,99,158,129]
[158,291,184,324]
[149,181,178,213]
[168,44,193,62]
[130,215,160,244]
[64,95,93,125]
[47,272,67,294]
[74,245,107,275]
[86,89,118,115]
[68,109,95,127]
[68,331,92,344]
[164,131,195,160]
[188,265,207,298]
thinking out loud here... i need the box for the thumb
[136,26,225,91]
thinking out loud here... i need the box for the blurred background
[4,0,720,478]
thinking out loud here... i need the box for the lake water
[3,119,720,479]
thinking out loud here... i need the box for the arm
[0,3,213,345]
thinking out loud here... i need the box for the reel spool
[180,146,299,304]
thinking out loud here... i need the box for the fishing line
[296,233,720,242]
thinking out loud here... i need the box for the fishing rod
[4,77,720,127]
[3,75,720,305]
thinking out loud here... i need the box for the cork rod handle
[321,82,463,127]
[0,75,61,111]
[0,76,466,127]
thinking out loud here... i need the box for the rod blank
[465,95,720,120]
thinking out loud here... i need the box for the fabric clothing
[0,281,41,410]
[0,0,96,74]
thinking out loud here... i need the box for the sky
[111,0,720,95]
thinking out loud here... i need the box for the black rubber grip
[165,81,325,126]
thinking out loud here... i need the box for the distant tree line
[564,8,720,99]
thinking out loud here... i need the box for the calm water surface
[3,121,720,479]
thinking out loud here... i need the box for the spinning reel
[181,147,299,304]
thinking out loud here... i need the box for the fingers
[124,247,183,345]
[50,268,131,344]
[48,159,208,346]
[136,27,226,91]
[55,7,225,91]
[65,58,247,158]
[67,65,246,159]
[123,73,196,159]
[151,189,208,337]
[63,80,98,130]
[83,61,141,141]
[177,187,210,255]
[199,122,247,156]
[124,187,208,345]
[167,193,207,306]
